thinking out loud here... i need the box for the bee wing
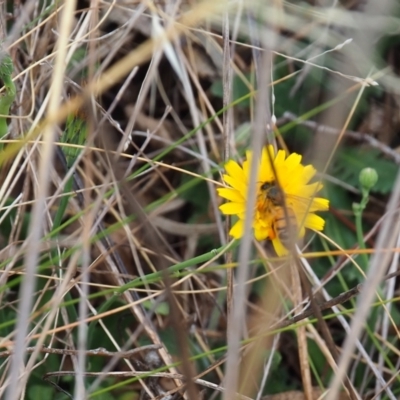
[285,193,329,212]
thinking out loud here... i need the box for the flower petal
[259,147,275,182]
[284,152,302,170]
[225,160,246,183]
[242,151,253,178]
[301,165,316,183]
[305,213,326,231]
[272,237,288,256]
[230,219,244,238]
[309,197,329,211]
[219,202,245,215]
[217,188,243,202]
[274,149,287,167]
[223,174,247,194]
[298,182,323,198]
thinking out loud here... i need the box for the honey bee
[260,182,298,247]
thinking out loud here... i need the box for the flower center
[256,192,275,222]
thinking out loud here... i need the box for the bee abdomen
[273,209,297,247]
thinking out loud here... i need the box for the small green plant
[353,167,379,270]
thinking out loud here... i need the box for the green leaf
[0,197,30,240]
[179,173,209,211]
[61,113,87,168]
[142,299,170,316]
[332,146,397,194]
[323,183,358,269]
[28,384,54,400]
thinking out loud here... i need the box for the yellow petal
[261,146,275,164]
[287,193,329,214]
[284,179,303,194]
[225,160,246,183]
[310,197,329,211]
[305,213,325,231]
[259,148,275,182]
[217,188,243,202]
[274,149,286,166]
[284,152,302,168]
[219,202,245,215]
[299,182,323,197]
[230,220,244,238]
[301,165,316,183]
[223,174,246,194]
[285,164,314,190]
[272,238,288,256]
[242,151,253,178]
[254,225,269,241]
[266,144,275,156]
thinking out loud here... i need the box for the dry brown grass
[0,1,400,400]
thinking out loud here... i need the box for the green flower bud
[359,168,378,191]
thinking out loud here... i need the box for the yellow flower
[217,145,329,256]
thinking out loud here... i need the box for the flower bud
[359,168,378,191]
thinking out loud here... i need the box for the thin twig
[0,344,162,359]
[276,284,362,330]
[279,112,400,165]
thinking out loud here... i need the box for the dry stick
[295,257,359,400]
[291,260,314,400]
[0,1,6,44]
[74,7,100,399]
[255,334,280,400]
[230,47,275,400]
[276,284,362,330]
[0,344,162,359]
[222,8,234,348]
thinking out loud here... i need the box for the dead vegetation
[1,1,400,400]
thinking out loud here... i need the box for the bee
[260,182,298,247]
